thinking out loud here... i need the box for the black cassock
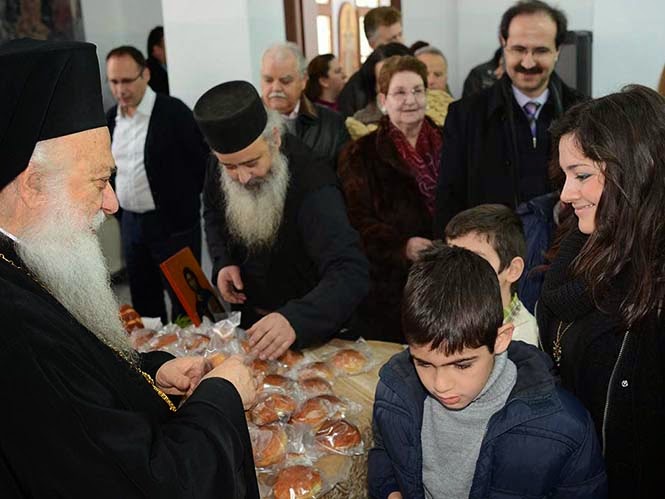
[0,235,258,498]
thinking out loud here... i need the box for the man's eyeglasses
[388,86,426,103]
[504,46,555,61]
[108,70,144,86]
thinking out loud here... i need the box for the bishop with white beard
[195,80,369,361]
[0,39,259,498]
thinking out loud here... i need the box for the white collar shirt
[512,85,549,121]
[111,86,157,213]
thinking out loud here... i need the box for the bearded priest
[195,81,368,361]
[0,39,258,498]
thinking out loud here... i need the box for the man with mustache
[195,81,368,361]
[0,39,258,498]
[260,42,349,168]
[434,0,585,233]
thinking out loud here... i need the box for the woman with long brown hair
[537,85,665,498]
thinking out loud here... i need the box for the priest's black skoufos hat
[0,38,106,191]
[194,80,268,154]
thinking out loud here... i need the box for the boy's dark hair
[402,243,503,354]
[364,6,402,42]
[445,204,526,274]
[147,26,164,58]
[500,0,568,48]
[106,45,146,68]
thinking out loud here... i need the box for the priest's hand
[155,356,209,398]
[247,312,296,361]
[388,492,403,499]
[202,355,257,409]
[217,265,246,304]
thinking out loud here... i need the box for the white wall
[160,0,284,109]
[402,0,664,98]
[592,0,665,96]
[248,0,286,87]
[80,0,163,110]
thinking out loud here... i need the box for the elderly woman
[304,54,346,112]
[339,55,442,343]
[537,85,665,498]
[345,43,453,140]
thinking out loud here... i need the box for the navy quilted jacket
[368,341,607,499]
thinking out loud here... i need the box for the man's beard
[17,193,137,364]
[220,150,290,252]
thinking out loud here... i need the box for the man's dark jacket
[203,134,369,348]
[368,341,607,499]
[337,69,368,118]
[106,93,208,233]
[0,234,259,498]
[296,96,350,168]
[146,56,169,95]
[434,72,584,235]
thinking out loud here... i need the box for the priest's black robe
[0,234,259,498]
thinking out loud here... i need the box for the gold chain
[0,251,177,412]
[552,320,574,367]
[139,370,178,412]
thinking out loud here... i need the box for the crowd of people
[0,1,662,498]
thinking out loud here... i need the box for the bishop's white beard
[17,192,137,364]
[220,150,290,252]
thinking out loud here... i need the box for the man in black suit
[434,0,584,235]
[106,45,208,322]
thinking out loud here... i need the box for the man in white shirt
[106,46,209,322]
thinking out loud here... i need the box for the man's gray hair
[415,45,448,66]
[262,42,308,77]
[28,140,66,192]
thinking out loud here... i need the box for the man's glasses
[504,46,555,61]
[108,70,144,86]
[388,86,426,104]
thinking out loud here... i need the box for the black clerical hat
[194,80,267,154]
[0,39,106,191]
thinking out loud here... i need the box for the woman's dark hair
[500,0,567,48]
[549,84,665,326]
[402,243,503,354]
[304,53,335,102]
[361,42,411,100]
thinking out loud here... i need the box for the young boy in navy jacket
[368,244,607,499]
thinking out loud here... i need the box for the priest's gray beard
[220,150,290,252]
[17,191,137,364]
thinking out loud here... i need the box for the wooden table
[304,339,405,498]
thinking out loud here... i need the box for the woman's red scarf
[387,118,442,215]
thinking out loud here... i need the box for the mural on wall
[1,0,84,43]
[338,2,360,76]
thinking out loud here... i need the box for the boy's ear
[494,322,514,354]
[503,256,525,285]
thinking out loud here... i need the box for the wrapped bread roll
[315,419,362,453]
[249,424,287,468]
[249,393,297,426]
[291,395,345,428]
[273,465,323,499]
[297,361,334,381]
[299,377,333,398]
[330,349,368,375]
